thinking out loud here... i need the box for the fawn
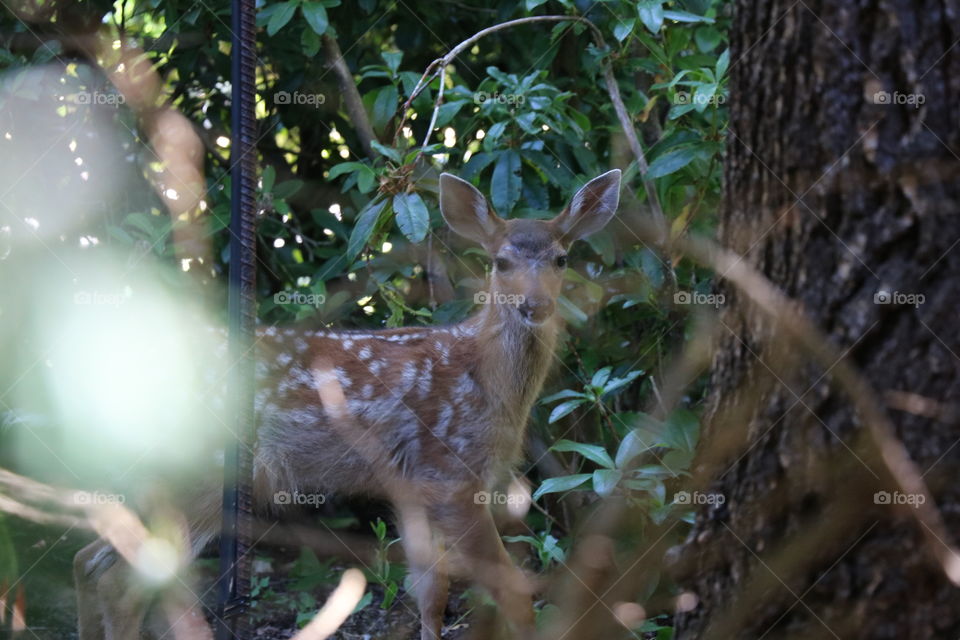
[73,169,622,639]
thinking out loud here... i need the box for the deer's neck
[468,302,560,423]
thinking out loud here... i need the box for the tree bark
[675,1,960,639]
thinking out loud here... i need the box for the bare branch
[322,34,377,160]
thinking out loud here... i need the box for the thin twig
[395,14,668,240]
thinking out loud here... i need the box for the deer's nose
[518,296,554,324]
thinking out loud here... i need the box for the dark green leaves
[637,1,665,34]
[392,192,430,243]
[266,1,297,36]
[301,2,329,36]
[532,474,592,501]
[646,146,698,179]
[347,198,387,261]
[491,150,521,215]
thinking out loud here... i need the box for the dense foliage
[0,0,729,634]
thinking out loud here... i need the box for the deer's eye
[495,257,512,272]
[555,255,568,269]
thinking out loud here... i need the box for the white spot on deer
[277,352,292,367]
[278,366,313,394]
[361,384,374,399]
[284,329,296,337]
[369,359,386,375]
[263,326,277,337]
[436,340,450,365]
[453,372,477,401]
[358,345,373,360]
[334,367,353,389]
[342,338,354,350]
[434,402,455,438]
[401,361,418,392]
[419,360,434,397]
[294,338,308,352]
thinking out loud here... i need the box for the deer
[73,169,622,640]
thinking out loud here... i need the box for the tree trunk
[675,1,960,639]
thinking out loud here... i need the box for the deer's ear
[439,173,504,247]
[552,169,621,243]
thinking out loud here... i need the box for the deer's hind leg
[74,540,148,640]
[434,497,535,638]
[396,501,448,640]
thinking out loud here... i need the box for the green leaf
[352,590,373,613]
[347,198,387,261]
[637,1,665,34]
[327,161,366,180]
[616,429,656,468]
[663,9,714,23]
[357,166,376,193]
[716,49,730,79]
[434,99,469,128]
[646,147,698,179]
[593,469,622,497]
[491,149,521,214]
[301,26,321,56]
[614,19,636,43]
[381,51,403,75]
[261,165,277,193]
[552,439,615,469]
[462,152,498,180]
[662,409,699,452]
[525,0,549,9]
[548,399,585,424]
[540,389,588,404]
[591,367,613,389]
[301,2,329,35]
[370,141,401,163]
[273,179,303,199]
[532,474,592,501]
[266,1,297,36]
[602,370,643,395]
[695,25,723,52]
[371,84,399,131]
[392,192,430,243]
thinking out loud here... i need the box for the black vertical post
[215,0,257,637]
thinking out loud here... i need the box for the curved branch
[395,15,667,237]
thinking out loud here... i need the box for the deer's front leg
[397,502,448,640]
[438,499,535,637]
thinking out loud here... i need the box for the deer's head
[439,169,621,327]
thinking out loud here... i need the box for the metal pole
[215,0,257,636]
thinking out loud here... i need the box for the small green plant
[502,531,566,571]
[364,517,404,610]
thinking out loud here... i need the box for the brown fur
[73,170,621,640]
